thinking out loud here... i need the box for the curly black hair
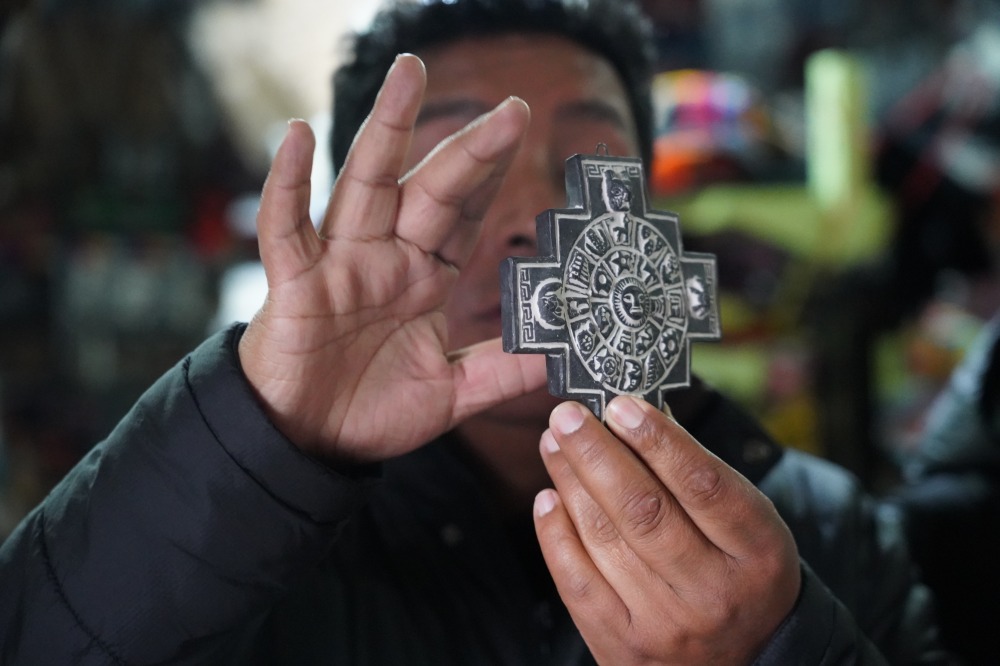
[331,0,656,175]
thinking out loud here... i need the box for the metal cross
[500,151,721,420]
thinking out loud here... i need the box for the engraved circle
[612,276,649,328]
[564,213,688,394]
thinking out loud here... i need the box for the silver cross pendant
[500,148,721,420]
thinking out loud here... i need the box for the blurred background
[3,0,1000,540]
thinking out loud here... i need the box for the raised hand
[237,54,544,462]
[534,395,801,665]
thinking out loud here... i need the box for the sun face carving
[563,212,686,394]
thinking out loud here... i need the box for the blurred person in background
[872,14,1000,662]
[887,310,1000,664]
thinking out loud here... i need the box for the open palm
[238,55,544,462]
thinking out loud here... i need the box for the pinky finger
[533,489,628,640]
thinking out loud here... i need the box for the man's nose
[475,207,536,264]
[503,217,536,252]
[490,149,562,255]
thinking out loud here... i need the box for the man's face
[406,34,641,418]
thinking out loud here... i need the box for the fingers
[540,400,716,592]
[532,488,631,640]
[539,397,792,590]
[395,96,530,267]
[446,337,547,424]
[602,396,787,558]
[257,119,323,287]
[321,52,530,271]
[535,396,801,663]
[322,53,427,240]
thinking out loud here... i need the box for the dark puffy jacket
[888,312,1000,664]
[0,325,952,664]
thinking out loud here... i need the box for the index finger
[545,400,716,587]
[603,395,789,558]
[394,97,529,267]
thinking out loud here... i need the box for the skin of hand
[534,395,802,665]
[237,53,545,462]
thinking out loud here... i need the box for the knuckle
[573,431,610,469]
[343,169,399,192]
[586,505,620,545]
[754,531,799,584]
[618,487,667,539]
[411,178,464,211]
[678,586,742,639]
[617,625,663,664]
[755,554,788,589]
[631,419,667,455]
[623,639,656,663]
[702,590,740,626]
[459,133,499,166]
[563,567,601,602]
[679,460,725,508]
[372,109,413,135]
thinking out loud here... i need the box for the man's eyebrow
[415,99,494,126]
[415,97,631,130]
[556,99,631,130]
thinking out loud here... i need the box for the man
[0,0,948,663]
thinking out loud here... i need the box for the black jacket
[888,312,1000,664]
[0,325,951,664]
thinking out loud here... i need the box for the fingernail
[540,429,559,455]
[500,95,522,109]
[607,395,645,430]
[535,489,557,517]
[483,96,519,123]
[391,53,422,73]
[388,53,407,73]
[551,402,585,434]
